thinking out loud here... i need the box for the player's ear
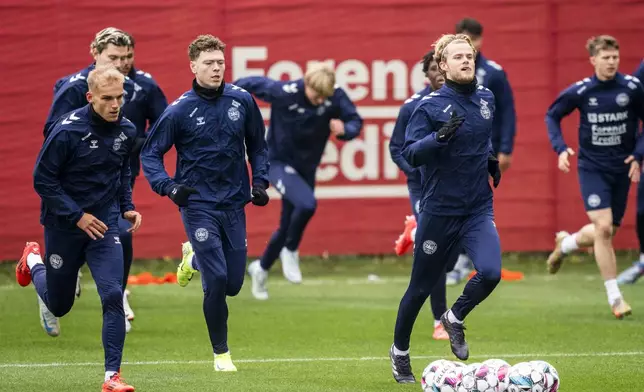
[190,61,197,75]
[589,55,596,67]
[86,91,93,104]
[439,61,448,73]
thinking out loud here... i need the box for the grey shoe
[440,312,469,360]
[389,344,415,384]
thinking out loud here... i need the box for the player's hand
[168,184,198,207]
[123,211,142,233]
[436,111,464,143]
[497,153,512,173]
[625,155,640,183]
[251,184,269,206]
[77,213,108,240]
[330,119,345,137]
[488,154,502,188]
[557,148,575,173]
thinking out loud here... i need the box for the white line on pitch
[1,351,642,369]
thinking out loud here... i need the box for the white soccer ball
[421,360,467,392]
[479,359,511,391]
[482,359,511,369]
[529,361,560,392]
[422,360,457,391]
[459,363,482,391]
[507,362,547,392]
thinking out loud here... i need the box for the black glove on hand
[168,184,198,207]
[436,111,465,143]
[131,137,146,156]
[251,184,269,206]
[488,154,502,188]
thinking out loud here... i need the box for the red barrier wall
[1,0,643,260]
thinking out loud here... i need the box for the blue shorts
[579,168,631,226]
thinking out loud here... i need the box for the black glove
[168,184,198,207]
[251,184,269,206]
[131,137,146,156]
[488,154,501,188]
[436,111,465,143]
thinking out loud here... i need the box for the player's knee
[99,285,124,309]
[226,278,244,297]
[297,198,317,215]
[204,274,228,293]
[479,264,501,284]
[594,220,613,239]
[48,299,74,317]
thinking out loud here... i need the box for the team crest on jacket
[480,98,491,119]
[616,93,629,107]
[228,105,240,121]
[195,228,209,242]
[113,132,128,151]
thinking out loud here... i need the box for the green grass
[0,253,643,391]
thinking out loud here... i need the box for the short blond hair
[90,27,132,54]
[586,35,619,56]
[304,64,336,97]
[188,35,226,61]
[432,34,477,74]
[87,65,125,92]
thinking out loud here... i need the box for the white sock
[105,371,117,381]
[454,254,471,271]
[27,253,43,270]
[393,345,409,356]
[561,233,579,254]
[639,253,644,264]
[433,320,441,328]
[410,227,417,243]
[447,309,463,324]
[604,279,622,306]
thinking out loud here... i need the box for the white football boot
[123,289,134,321]
[37,295,60,337]
[247,260,269,300]
[280,247,302,283]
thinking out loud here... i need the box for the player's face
[427,60,445,90]
[440,41,475,83]
[591,48,620,81]
[304,85,328,106]
[87,80,124,122]
[121,46,135,75]
[191,50,225,89]
[94,44,130,75]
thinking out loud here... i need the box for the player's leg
[394,180,420,256]
[429,267,449,340]
[182,207,236,371]
[547,169,607,273]
[247,198,294,300]
[617,180,644,284]
[597,172,632,317]
[118,216,135,325]
[444,212,502,361]
[213,208,248,371]
[391,213,459,383]
[86,225,135,390]
[429,251,460,340]
[281,172,317,284]
[19,228,87,337]
[249,163,295,292]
